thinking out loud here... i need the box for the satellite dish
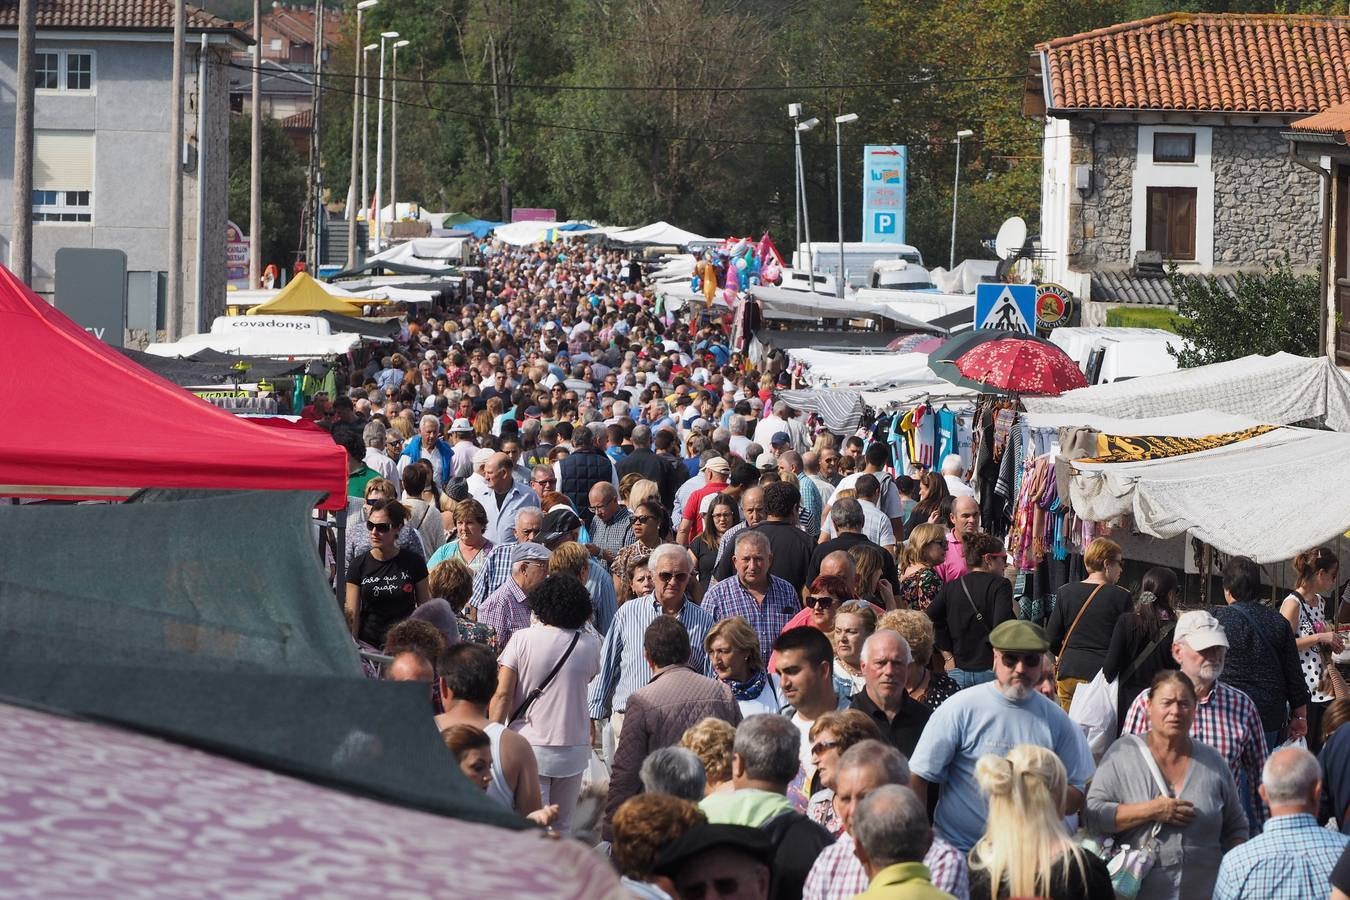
[994,217,1028,261]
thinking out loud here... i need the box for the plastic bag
[1106,840,1158,899]
[1068,669,1119,762]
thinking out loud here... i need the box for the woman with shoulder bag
[1102,567,1182,734]
[1085,670,1248,900]
[1048,538,1134,711]
[925,530,1015,688]
[488,574,602,837]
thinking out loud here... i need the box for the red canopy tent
[0,265,347,508]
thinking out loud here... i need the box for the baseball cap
[704,456,730,476]
[770,431,790,447]
[510,542,550,565]
[755,452,778,471]
[989,620,1050,653]
[1174,610,1229,651]
[450,418,475,433]
[653,824,774,878]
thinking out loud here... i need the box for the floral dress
[1287,591,1334,703]
[897,566,943,611]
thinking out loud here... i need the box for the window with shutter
[33,131,93,222]
[1145,187,1197,261]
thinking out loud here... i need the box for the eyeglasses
[366,521,394,534]
[810,739,840,756]
[999,651,1042,668]
[804,595,839,609]
[633,515,655,524]
[532,478,556,486]
[588,503,612,512]
[655,571,690,582]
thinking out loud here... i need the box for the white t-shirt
[833,471,903,519]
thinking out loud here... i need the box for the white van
[1048,327,1179,384]
[792,242,924,288]
[868,260,937,291]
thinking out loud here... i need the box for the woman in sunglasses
[805,709,884,837]
[610,500,669,603]
[344,478,426,566]
[768,575,866,674]
[345,498,431,648]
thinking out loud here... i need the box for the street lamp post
[796,116,819,290]
[373,30,398,254]
[390,38,409,232]
[950,129,974,271]
[833,113,858,297]
[361,42,376,234]
[788,103,803,273]
[346,0,377,269]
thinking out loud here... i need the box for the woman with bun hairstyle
[1102,567,1182,734]
[926,530,1015,688]
[969,743,1112,900]
[1281,546,1346,752]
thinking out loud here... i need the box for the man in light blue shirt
[1214,745,1349,900]
[908,620,1094,852]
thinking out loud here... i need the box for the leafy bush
[1167,262,1320,368]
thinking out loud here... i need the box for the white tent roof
[363,238,467,270]
[1023,352,1350,431]
[491,221,606,246]
[789,349,939,390]
[750,284,942,331]
[1069,426,1350,562]
[606,221,709,247]
[145,330,364,359]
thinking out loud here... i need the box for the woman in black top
[345,498,431,647]
[926,530,1015,688]
[1101,566,1181,733]
[904,471,950,535]
[691,494,738,602]
[1047,537,1132,711]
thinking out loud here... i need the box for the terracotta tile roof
[0,0,233,31]
[282,108,312,130]
[1039,13,1350,113]
[1290,101,1350,132]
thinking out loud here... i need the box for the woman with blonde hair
[897,522,947,611]
[970,744,1112,900]
[626,478,661,513]
[679,717,736,796]
[878,609,961,712]
[848,542,895,610]
[1048,537,1133,711]
[705,616,781,717]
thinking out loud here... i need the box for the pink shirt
[934,530,969,583]
[499,625,602,748]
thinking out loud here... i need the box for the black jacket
[557,448,612,524]
[712,520,815,592]
[928,571,1015,671]
[807,532,900,594]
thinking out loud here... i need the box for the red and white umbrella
[953,338,1087,396]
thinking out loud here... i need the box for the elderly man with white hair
[361,420,399,482]
[752,399,792,449]
[939,454,974,498]
[1213,746,1349,899]
[850,630,931,759]
[398,414,455,488]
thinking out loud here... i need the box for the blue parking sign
[974,284,1037,333]
[873,212,896,235]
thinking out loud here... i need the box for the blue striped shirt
[1213,813,1348,900]
[469,544,515,609]
[587,596,714,719]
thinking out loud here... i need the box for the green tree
[228,114,307,272]
[1168,261,1320,368]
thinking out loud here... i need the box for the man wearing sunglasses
[908,620,1094,854]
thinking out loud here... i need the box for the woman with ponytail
[968,744,1112,899]
[1102,567,1182,733]
[927,531,1015,688]
[1280,546,1345,752]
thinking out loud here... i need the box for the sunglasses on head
[999,651,1042,668]
[365,521,394,534]
[804,595,839,609]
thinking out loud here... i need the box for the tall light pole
[11,0,34,284]
[950,129,974,271]
[833,113,858,297]
[796,116,819,290]
[788,103,803,272]
[346,0,377,269]
[248,0,261,287]
[167,0,186,338]
[390,38,409,230]
[361,42,377,235]
[373,30,398,254]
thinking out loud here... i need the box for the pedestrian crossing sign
[974,283,1037,333]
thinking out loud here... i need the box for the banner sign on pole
[861,145,907,243]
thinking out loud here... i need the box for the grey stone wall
[1072,123,1136,269]
[1211,126,1320,269]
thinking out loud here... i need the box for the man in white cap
[1121,609,1269,832]
[447,418,477,479]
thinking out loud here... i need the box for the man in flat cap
[906,619,1095,853]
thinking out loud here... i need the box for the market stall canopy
[607,220,710,247]
[0,266,346,505]
[1068,426,1350,563]
[313,311,402,341]
[117,346,309,387]
[1022,352,1350,430]
[789,348,942,390]
[778,388,867,435]
[245,272,362,316]
[750,284,944,331]
[146,315,367,359]
[491,220,604,246]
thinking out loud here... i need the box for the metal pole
[10,0,34,284]
[792,114,801,273]
[346,4,372,269]
[194,33,208,332]
[949,133,963,271]
[310,0,325,271]
[167,0,186,338]
[799,135,814,291]
[835,121,844,297]
[374,36,387,254]
[248,0,261,288]
[362,45,372,237]
[391,42,398,231]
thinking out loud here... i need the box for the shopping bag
[1106,838,1158,899]
[1068,669,1118,761]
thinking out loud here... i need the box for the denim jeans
[950,668,995,689]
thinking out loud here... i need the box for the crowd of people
[309,236,1350,899]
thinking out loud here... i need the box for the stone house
[1023,13,1339,325]
[0,0,249,337]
